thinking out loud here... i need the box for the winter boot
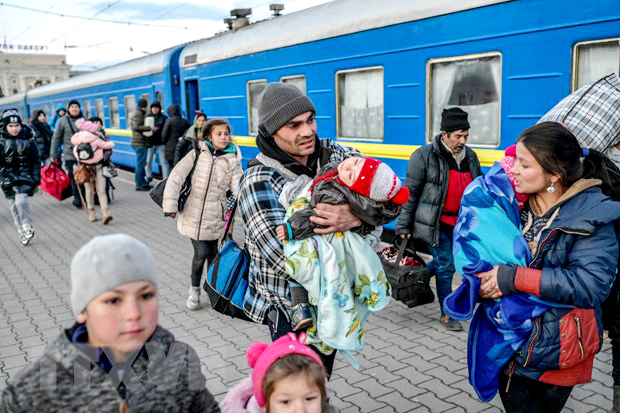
[102,207,113,225]
[440,314,463,332]
[186,287,201,311]
[87,208,97,222]
[612,385,620,413]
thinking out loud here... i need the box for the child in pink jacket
[71,119,115,224]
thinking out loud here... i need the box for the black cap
[441,107,470,132]
[68,99,81,109]
[137,98,148,109]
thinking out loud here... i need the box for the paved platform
[0,170,613,412]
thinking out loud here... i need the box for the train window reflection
[124,95,136,126]
[573,38,620,91]
[247,79,267,135]
[281,75,306,95]
[95,99,105,124]
[428,52,501,146]
[336,67,384,141]
[109,97,120,129]
[84,101,92,119]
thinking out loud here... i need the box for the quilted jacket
[163,141,243,241]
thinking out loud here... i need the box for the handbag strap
[184,142,201,184]
[222,198,238,241]
[394,236,426,268]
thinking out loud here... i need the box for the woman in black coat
[30,110,53,164]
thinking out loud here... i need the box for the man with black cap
[51,99,84,208]
[238,82,367,376]
[131,98,154,191]
[396,107,482,331]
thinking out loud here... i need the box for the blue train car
[0,45,186,170]
[178,0,620,177]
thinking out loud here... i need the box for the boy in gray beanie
[1,234,220,412]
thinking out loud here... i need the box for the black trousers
[498,371,573,413]
[267,306,336,379]
[64,160,82,206]
[603,277,620,385]
[190,239,218,287]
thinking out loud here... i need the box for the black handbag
[380,237,435,308]
[149,144,199,212]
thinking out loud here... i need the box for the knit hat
[499,144,529,209]
[67,99,81,109]
[349,158,410,205]
[75,118,100,134]
[441,107,470,132]
[137,98,148,109]
[70,234,159,316]
[247,332,324,407]
[2,108,22,125]
[258,83,316,136]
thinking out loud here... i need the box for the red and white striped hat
[349,158,409,205]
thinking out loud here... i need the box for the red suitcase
[40,162,72,201]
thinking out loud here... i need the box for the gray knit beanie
[258,83,316,136]
[70,234,159,316]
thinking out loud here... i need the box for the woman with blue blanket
[466,122,620,412]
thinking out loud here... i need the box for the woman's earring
[546,181,555,193]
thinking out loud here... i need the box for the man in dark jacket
[51,100,84,208]
[131,98,154,191]
[396,107,482,331]
[161,104,190,170]
[144,102,168,181]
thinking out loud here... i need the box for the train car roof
[180,0,510,68]
[20,45,184,101]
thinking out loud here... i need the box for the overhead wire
[10,0,62,43]
[0,1,196,29]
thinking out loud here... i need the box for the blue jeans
[146,144,170,180]
[427,230,455,314]
[132,145,148,188]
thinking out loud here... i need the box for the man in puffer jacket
[0,109,40,246]
[51,99,84,208]
[162,104,190,171]
[396,108,482,331]
[131,98,154,191]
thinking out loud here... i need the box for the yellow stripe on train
[107,130,503,167]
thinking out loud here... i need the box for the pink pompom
[246,342,269,368]
[505,144,517,157]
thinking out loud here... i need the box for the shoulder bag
[149,143,199,212]
[203,200,258,323]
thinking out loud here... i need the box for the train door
[185,80,199,119]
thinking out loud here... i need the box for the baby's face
[337,157,364,187]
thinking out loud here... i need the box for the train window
[109,97,120,128]
[336,67,384,141]
[84,101,92,119]
[281,75,306,95]
[247,79,267,135]
[95,99,105,123]
[140,93,151,107]
[427,52,502,146]
[124,95,136,124]
[155,91,162,105]
[572,38,620,91]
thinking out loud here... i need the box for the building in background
[0,52,71,98]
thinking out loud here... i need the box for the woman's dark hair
[89,116,103,125]
[201,119,231,140]
[262,354,326,413]
[518,121,620,200]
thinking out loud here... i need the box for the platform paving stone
[0,169,615,411]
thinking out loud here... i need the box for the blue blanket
[443,163,553,402]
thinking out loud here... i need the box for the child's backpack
[76,142,94,161]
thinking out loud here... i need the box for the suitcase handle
[394,237,426,269]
